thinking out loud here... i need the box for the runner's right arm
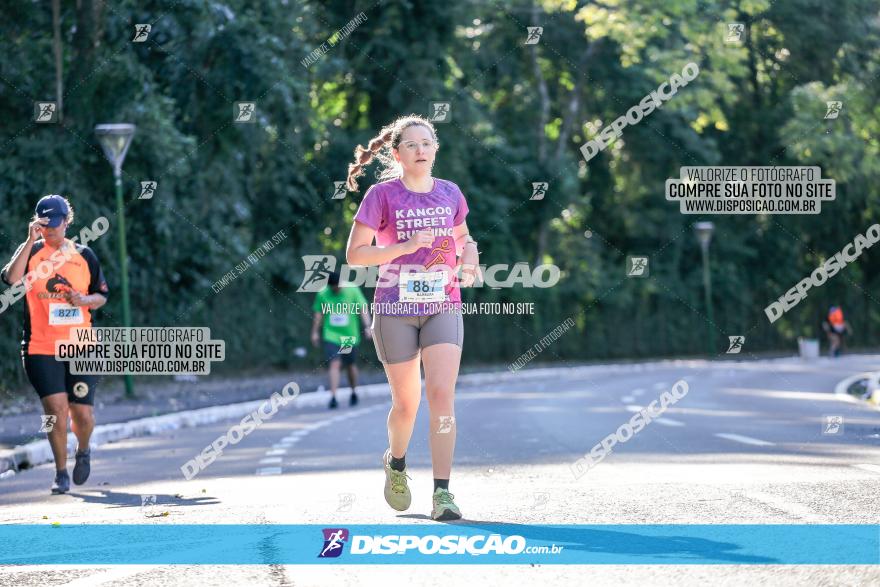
[2,218,48,285]
[345,222,432,266]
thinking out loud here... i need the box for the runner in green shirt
[311,271,371,408]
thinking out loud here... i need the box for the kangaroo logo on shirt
[47,273,74,294]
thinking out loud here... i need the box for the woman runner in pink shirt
[345,115,480,520]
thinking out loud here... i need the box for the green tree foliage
[1,0,878,391]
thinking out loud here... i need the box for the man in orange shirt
[1,195,109,494]
[822,305,851,358]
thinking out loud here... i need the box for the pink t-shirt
[354,177,469,316]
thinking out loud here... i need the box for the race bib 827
[48,303,84,326]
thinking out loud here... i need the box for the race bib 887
[399,271,448,303]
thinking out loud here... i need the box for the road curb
[0,380,390,479]
[833,371,880,409]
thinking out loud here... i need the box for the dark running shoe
[51,470,70,494]
[73,448,91,485]
[329,396,339,409]
[349,392,359,406]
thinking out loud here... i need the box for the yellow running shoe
[382,449,412,511]
[431,487,462,521]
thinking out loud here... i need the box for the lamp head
[95,123,136,175]
[693,221,715,249]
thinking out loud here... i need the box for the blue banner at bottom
[0,524,877,565]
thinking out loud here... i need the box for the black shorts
[323,341,357,366]
[22,354,98,405]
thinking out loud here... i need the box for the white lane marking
[256,467,282,475]
[744,491,825,522]
[714,432,775,446]
[256,403,392,476]
[621,396,635,404]
[853,463,880,474]
[654,418,685,427]
[623,405,684,426]
[632,388,645,396]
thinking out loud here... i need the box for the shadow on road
[396,516,777,563]
[69,489,220,509]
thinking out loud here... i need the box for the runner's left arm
[452,220,473,257]
[453,221,480,287]
[67,247,109,309]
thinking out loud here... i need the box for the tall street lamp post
[95,123,136,398]
[694,221,715,355]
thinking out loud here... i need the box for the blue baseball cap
[35,195,70,228]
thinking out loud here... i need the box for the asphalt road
[1,356,879,585]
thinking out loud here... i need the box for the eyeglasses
[398,139,438,152]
